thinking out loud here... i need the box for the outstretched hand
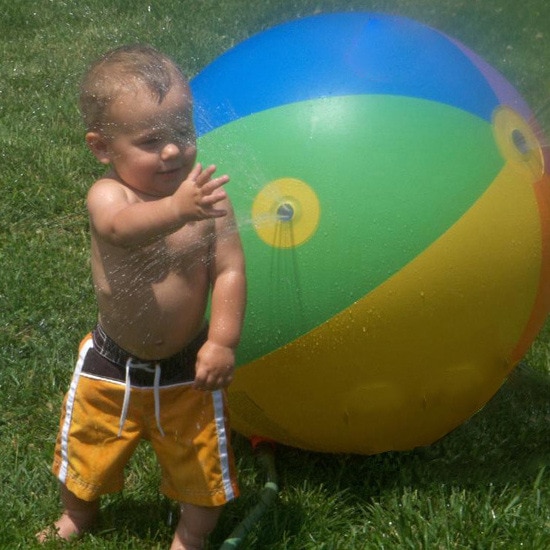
[173,163,229,222]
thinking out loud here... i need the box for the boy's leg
[170,503,222,550]
[37,483,99,541]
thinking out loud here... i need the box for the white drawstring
[117,359,165,438]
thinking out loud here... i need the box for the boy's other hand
[193,340,235,391]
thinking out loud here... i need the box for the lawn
[2,0,550,548]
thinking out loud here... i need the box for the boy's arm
[87,164,229,247]
[194,199,247,391]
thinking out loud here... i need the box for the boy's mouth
[158,167,181,178]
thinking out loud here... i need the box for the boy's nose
[161,142,181,159]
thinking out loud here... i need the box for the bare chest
[94,221,213,289]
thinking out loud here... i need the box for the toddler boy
[39,44,246,550]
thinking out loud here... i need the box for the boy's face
[93,80,197,197]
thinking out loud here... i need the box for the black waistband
[85,324,208,386]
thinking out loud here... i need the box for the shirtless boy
[38,44,246,550]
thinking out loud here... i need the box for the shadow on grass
[414,363,550,486]
[90,494,176,546]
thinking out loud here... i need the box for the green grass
[2,0,550,548]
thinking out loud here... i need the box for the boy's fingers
[205,174,229,188]
[193,366,233,391]
[188,162,202,181]
[194,164,217,186]
[200,180,229,202]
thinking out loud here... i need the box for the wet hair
[79,44,188,132]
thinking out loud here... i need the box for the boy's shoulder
[87,175,137,210]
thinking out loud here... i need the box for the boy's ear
[85,132,111,165]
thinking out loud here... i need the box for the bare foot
[37,484,100,543]
[37,491,99,543]
[36,510,96,542]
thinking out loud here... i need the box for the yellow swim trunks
[52,326,239,506]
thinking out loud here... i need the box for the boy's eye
[174,129,195,144]
[138,136,162,147]
[135,127,195,148]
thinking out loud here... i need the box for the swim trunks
[52,326,239,506]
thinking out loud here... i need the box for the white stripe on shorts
[212,389,235,501]
[58,336,93,485]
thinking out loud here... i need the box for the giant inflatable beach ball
[191,12,550,454]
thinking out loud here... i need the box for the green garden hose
[219,442,279,549]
